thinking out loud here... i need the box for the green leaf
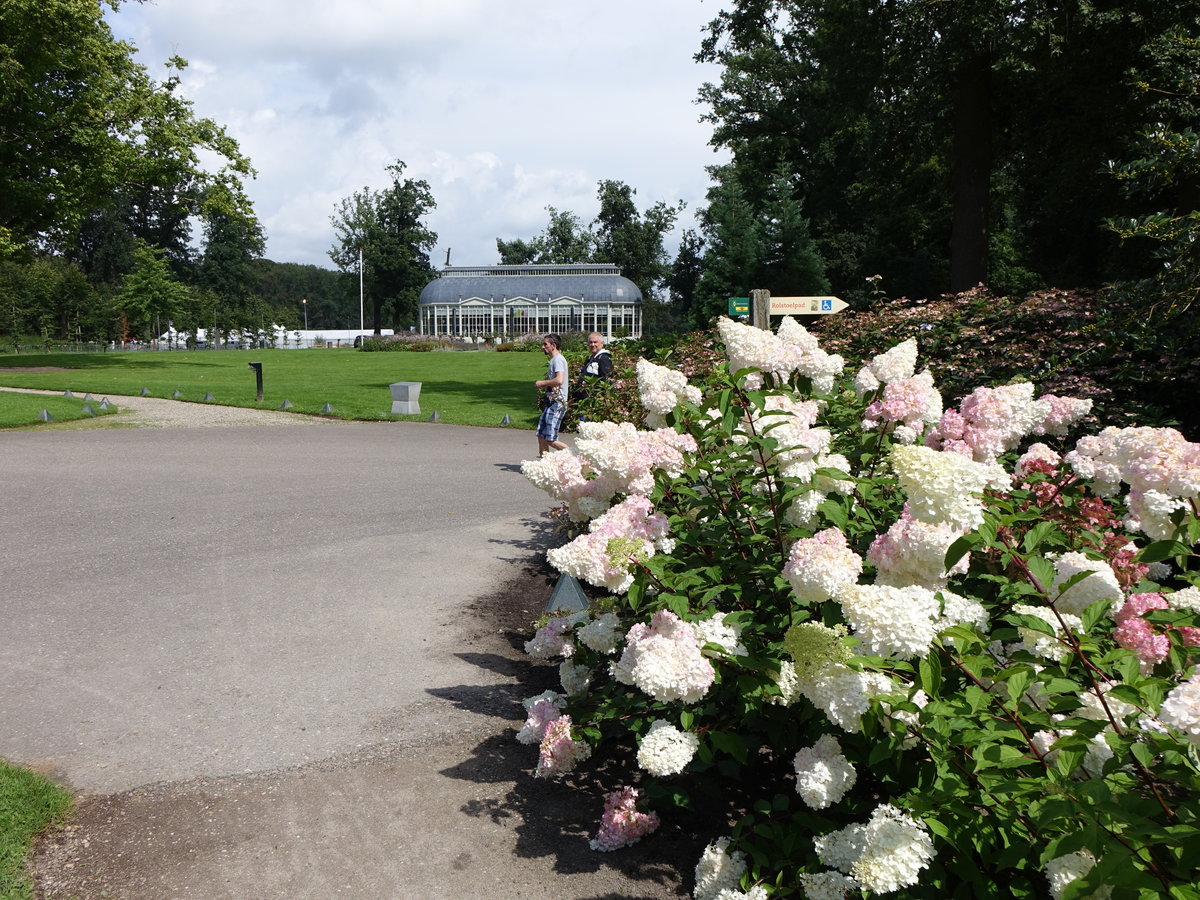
[918,656,943,695]
[1022,521,1059,554]
[709,730,749,765]
[945,533,981,571]
[1136,540,1193,563]
[819,495,849,530]
[1026,556,1057,591]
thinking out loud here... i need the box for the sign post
[727,296,750,317]
[751,289,771,330]
[768,295,849,316]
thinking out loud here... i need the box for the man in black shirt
[574,332,614,405]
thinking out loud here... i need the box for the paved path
[0,400,686,898]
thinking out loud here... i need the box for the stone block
[390,381,422,415]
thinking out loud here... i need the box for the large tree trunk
[950,51,992,292]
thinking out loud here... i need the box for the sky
[106,0,731,271]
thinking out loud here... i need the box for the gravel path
[1,387,340,428]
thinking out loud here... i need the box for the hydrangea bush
[518,316,1200,899]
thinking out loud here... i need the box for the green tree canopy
[117,240,190,339]
[329,161,438,332]
[495,180,684,303]
[0,0,256,258]
[697,0,1200,300]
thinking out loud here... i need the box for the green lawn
[0,391,120,428]
[0,348,547,428]
[0,761,71,900]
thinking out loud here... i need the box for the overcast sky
[106,0,730,271]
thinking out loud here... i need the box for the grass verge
[0,391,120,429]
[0,761,72,900]
[0,349,545,428]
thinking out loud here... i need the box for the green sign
[728,296,750,316]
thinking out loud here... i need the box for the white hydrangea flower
[694,836,748,900]
[785,489,825,529]
[578,612,623,654]
[799,870,858,900]
[714,887,768,900]
[610,610,715,704]
[784,528,864,605]
[1159,671,1200,746]
[797,663,896,733]
[769,660,802,706]
[932,590,989,637]
[559,660,592,697]
[1051,551,1124,617]
[890,444,1008,530]
[813,804,934,895]
[1045,850,1112,900]
[837,584,941,659]
[1126,488,1189,541]
[636,719,700,776]
[1011,604,1082,661]
[695,612,749,657]
[636,357,702,425]
[854,339,919,395]
[515,691,566,745]
[793,734,857,809]
[1076,684,1138,724]
[868,508,969,590]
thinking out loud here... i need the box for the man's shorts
[537,400,566,442]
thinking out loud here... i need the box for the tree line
[3,0,1196,345]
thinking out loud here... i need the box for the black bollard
[248,361,263,401]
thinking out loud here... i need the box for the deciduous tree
[329,161,437,332]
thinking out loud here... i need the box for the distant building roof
[418,264,643,306]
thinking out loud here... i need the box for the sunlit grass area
[0,760,72,900]
[0,348,547,428]
[0,391,120,428]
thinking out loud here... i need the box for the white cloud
[107,0,729,268]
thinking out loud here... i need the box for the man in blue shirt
[535,333,569,455]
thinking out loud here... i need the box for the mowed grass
[0,391,121,428]
[0,760,72,900]
[0,348,547,428]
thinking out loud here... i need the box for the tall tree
[329,161,437,332]
[197,181,265,332]
[667,229,706,330]
[697,0,1200,298]
[117,240,190,339]
[592,180,685,302]
[495,180,684,302]
[0,0,254,256]
[496,208,594,265]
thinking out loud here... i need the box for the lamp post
[302,298,308,331]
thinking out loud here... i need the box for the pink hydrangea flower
[867,505,968,588]
[1114,593,1171,668]
[784,527,863,604]
[547,495,673,592]
[861,371,942,443]
[589,786,661,851]
[611,610,715,703]
[535,714,592,777]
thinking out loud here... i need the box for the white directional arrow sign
[769,295,848,316]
